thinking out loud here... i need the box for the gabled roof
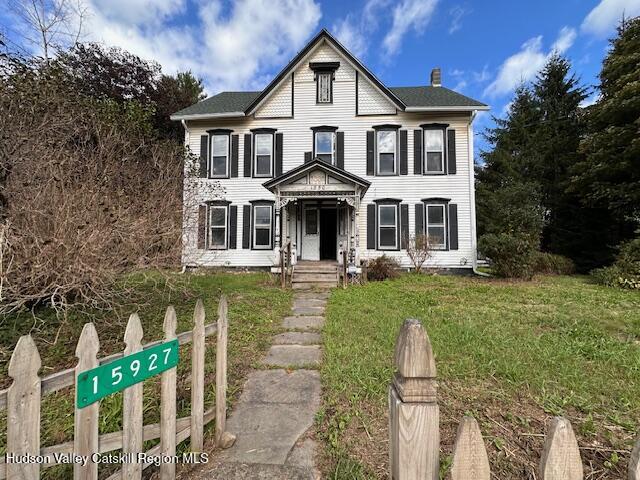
[244,29,405,115]
[171,28,488,120]
[262,158,370,193]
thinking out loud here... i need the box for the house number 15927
[76,339,179,408]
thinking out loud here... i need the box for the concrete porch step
[292,282,335,290]
[293,273,337,282]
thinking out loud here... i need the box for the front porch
[263,158,370,270]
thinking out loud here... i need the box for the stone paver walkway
[192,289,328,480]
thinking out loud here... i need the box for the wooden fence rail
[1,296,235,480]
[389,318,640,480]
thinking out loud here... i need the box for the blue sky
[2,0,639,151]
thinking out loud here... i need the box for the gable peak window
[377,130,397,175]
[310,62,339,104]
[254,132,273,177]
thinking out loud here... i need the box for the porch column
[354,195,361,265]
[274,193,281,265]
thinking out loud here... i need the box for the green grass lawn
[0,270,292,479]
[319,274,640,479]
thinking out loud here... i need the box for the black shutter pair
[366,130,407,175]
[243,133,283,177]
[413,129,457,175]
[200,134,239,177]
[366,203,409,250]
[414,203,459,250]
[197,204,238,249]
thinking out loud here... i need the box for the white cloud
[382,0,439,57]
[80,0,322,94]
[332,16,367,58]
[448,5,470,34]
[582,0,640,37]
[483,26,576,98]
[579,93,601,108]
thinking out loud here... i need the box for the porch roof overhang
[262,158,371,196]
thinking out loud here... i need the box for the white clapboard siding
[183,38,477,268]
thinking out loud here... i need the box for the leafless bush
[0,56,188,313]
[406,234,434,273]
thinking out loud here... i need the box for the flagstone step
[273,332,322,345]
[262,345,321,368]
[282,316,324,330]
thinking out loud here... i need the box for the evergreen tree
[573,17,640,232]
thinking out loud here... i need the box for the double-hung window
[424,129,445,173]
[253,204,272,249]
[315,131,335,163]
[210,134,229,177]
[254,133,273,177]
[378,204,398,250]
[426,203,447,249]
[377,130,396,175]
[208,205,227,249]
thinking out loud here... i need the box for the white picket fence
[0,295,235,480]
[389,318,640,480]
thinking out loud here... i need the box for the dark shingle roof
[172,91,260,117]
[389,86,488,108]
[171,85,487,118]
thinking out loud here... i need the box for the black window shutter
[198,204,207,249]
[449,203,458,250]
[447,129,457,174]
[366,130,374,175]
[399,130,408,175]
[229,205,237,249]
[415,203,424,236]
[200,135,208,178]
[271,205,276,250]
[242,205,251,249]
[336,131,344,169]
[275,133,283,177]
[400,204,409,249]
[304,151,312,163]
[366,204,376,249]
[243,134,252,177]
[413,129,422,175]
[230,135,239,177]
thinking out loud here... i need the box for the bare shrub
[406,233,434,273]
[0,55,188,312]
[366,255,400,282]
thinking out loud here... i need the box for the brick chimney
[430,67,441,87]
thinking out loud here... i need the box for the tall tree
[153,71,206,142]
[573,17,640,230]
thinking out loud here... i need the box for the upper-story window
[254,133,273,177]
[315,131,335,163]
[210,134,229,178]
[317,72,332,103]
[310,62,339,105]
[424,128,445,174]
[377,130,397,175]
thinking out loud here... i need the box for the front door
[320,209,337,260]
[301,207,319,260]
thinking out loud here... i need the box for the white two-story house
[171,29,488,272]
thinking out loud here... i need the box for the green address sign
[76,339,179,408]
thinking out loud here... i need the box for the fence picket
[7,335,41,480]
[630,433,640,480]
[191,299,206,452]
[123,314,144,480]
[74,323,100,480]
[450,416,490,480]
[160,307,178,480]
[539,416,583,480]
[215,295,235,448]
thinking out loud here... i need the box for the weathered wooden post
[123,314,144,480]
[280,248,286,289]
[450,416,490,480]
[342,249,348,289]
[215,296,236,449]
[191,299,206,452]
[389,319,439,480]
[630,433,640,480]
[160,307,177,480]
